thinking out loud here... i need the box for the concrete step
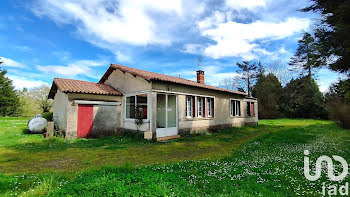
[157,135,181,142]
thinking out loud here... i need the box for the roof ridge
[109,64,247,96]
[111,64,195,82]
[49,77,122,99]
[55,77,101,84]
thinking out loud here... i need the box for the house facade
[48,64,258,140]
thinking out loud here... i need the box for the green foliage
[289,32,326,78]
[42,112,53,121]
[325,79,350,128]
[252,73,283,118]
[303,0,350,74]
[280,76,328,119]
[19,85,53,117]
[0,67,22,116]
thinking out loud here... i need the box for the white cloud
[7,75,49,90]
[200,17,310,59]
[226,0,267,10]
[115,51,132,62]
[182,44,205,54]
[31,0,183,47]
[29,0,312,61]
[0,57,27,68]
[197,11,225,30]
[52,51,71,61]
[36,59,107,79]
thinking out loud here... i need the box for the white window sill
[124,118,150,123]
[185,117,214,121]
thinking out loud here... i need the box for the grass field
[0,117,349,196]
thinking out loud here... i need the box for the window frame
[207,98,212,117]
[230,99,241,117]
[124,92,150,122]
[198,97,203,117]
[247,101,255,117]
[186,96,193,118]
[185,95,214,119]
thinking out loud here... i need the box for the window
[186,96,193,117]
[247,101,254,117]
[186,96,214,118]
[126,94,148,119]
[207,98,212,117]
[230,100,241,116]
[198,97,203,117]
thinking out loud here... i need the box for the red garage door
[77,104,93,138]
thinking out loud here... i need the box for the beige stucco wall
[152,81,258,134]
[53,90,68,131]
[105,69,152,94]
[65,93,122,139]
[104,70,153,132]
[119,91,151,132]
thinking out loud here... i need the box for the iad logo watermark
[304,150,349,196]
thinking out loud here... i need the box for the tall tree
[289,32,326,80]
[324,79,350,128]
[0,63,22,116]
[252,73,283,118]
[235,61,260,96]
[303,0,350,75]
[280,76,327,119]
[21,85,53,114]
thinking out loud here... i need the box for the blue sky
[0,0,343,92]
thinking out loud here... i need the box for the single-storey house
[48,64,258,140]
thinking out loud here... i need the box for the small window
[247,101,254,117]
[207,98,212,117]
[186,96,193,117]
[230,100,241,116]
[230,100,235,116]
[198,97,203,117]
[236,101,241,116]
[126,94,148,119]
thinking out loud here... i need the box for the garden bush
[42,112,53,121]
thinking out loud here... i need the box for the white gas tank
[28,114,48,134]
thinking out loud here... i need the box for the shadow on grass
[9,135,152,152]
[11,122,335,153]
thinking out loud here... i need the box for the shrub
[335,105,350,129]
[42,112,53,121]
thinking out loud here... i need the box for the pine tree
[235,61,260,96]
[289,32,326,80]
[0,61,22,116]
[303,0,350,75]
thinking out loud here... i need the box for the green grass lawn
[0,117,349,196]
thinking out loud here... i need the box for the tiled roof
[100,64,247,96]
[48,78,122,99]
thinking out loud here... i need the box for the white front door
[156,94,178,138]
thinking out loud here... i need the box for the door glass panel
[136,94,148,119]
[126,96,135,118]
[157,94,166,128]
[167,95,176,128]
